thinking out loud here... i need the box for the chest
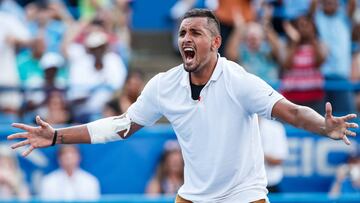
[160,80,241,127]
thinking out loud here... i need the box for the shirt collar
[180,54,223,87]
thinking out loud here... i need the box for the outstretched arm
[272,99,358,144]
[7,114,143,156]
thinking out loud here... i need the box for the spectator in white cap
[20,52,68,120]
[65,29,127,123]
[40,52,67,89]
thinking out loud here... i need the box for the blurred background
[0,0,360,202]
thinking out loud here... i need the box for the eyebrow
[179,27,204,34]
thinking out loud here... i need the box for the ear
[211,35,222,51]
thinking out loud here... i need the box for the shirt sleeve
[237,73,283,119]
[127,74,163,126]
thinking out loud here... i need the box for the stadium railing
[1,193,360,203]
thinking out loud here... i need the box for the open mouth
[184,47,195,61]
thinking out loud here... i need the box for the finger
[346,122,359,129]
[325,102,332,119]
[344,129,356,137]
[7,132,28,140]
[11,140,30,149]
[340,114,357,121]
[22,145,34,157]
[342,135,351,145]
[11,123,34,132]
[36,116,49,128]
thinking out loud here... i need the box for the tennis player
[8,9,358,203]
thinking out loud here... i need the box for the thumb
[325,102,332,119]
[36,116,48,128]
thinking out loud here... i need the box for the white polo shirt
[127,56,283,202]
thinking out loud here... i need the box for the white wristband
[87,114,132,144]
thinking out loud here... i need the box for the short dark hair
[181,8,220,36]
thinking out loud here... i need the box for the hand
[325,102,358,145]
[283,21,300,43]
[233,11,245,30]
[7,116,55,156]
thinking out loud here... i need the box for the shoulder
[105,52,123,62]
[42,170,63,183]
[145,64,184,88]
[76,169,99,183]
[221,57,250,82]
[159,64,184,81]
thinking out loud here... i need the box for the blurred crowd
[171,0,360,116]
[1,0,360,125]
[1,0,360,200]
[0,0,136,125]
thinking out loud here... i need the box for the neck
[64,168,75,177]
[190,54,218,85]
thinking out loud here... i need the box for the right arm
[9,73,162,156]
[8,114,143,156]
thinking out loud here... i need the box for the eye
[179,30,185,37]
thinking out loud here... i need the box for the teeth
[184,47,194,52]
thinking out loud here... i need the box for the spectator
[266,0,312,36]
[259,118,288,193]
[26,0,73,53]
[329,151,360,196]
[17,37,46,89]
[0,11,30,115]
[65,30,127,123]
[225,6,282,85]
[37,90,72,126]
[281,16,326,114]
[108,0,133,65]
[118,69,145,113]
[101,69,144,119]
[40,145,100,200]
[18,49,67,116]
[215,0,257,55]
[351,22,360,113]
[17,37,46,114]
[146,141,184,195]
[40,52,67,89]
[312,0,357,114]
[0,144,30,200]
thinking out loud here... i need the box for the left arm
[272,99,358,144]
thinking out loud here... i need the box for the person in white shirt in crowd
[39,145,100,201]
[66,30,127,123]
[259,118,288,193]
[0,11,30,115]
[8,9,359,203]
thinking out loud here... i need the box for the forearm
[225,29,242,61]
[292,105,327,136]
[273,99,327,136]
[55,125,91,144]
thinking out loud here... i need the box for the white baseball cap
[84,31,109,48]
[40,52,65,70]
